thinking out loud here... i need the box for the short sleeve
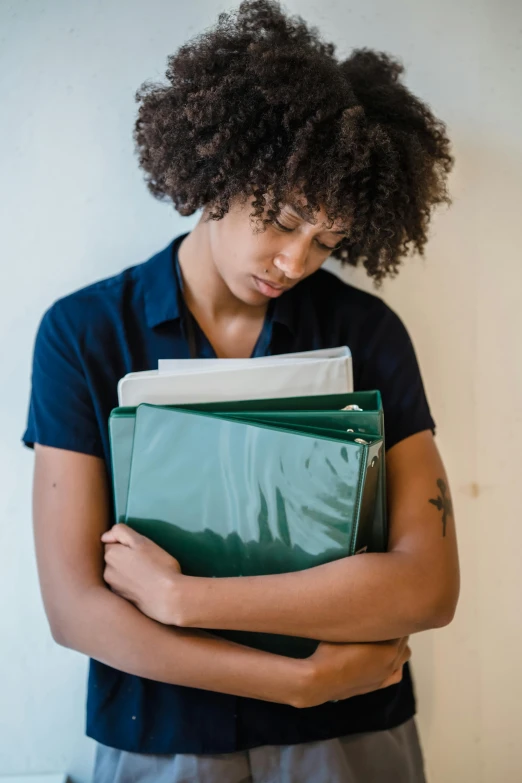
[358,304,436,451]
[22,300,104,458]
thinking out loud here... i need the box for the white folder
[157,345,351,373]
[117,346,353,407]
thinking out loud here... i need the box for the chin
[242,288,268,306]
[230,280,267,306]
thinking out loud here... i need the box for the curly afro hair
[134,0,454,283]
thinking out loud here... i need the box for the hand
[101,523,183,625]
[296,637,411,708]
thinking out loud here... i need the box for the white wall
[1,1,520,781]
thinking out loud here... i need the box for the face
[204,194,351,306]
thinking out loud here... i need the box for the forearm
[53,584,307,707]
[178,549,459,643]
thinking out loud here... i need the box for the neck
[177,219,268,325]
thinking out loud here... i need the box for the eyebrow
[287,203,350,235]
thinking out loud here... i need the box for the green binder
[123,403,384,658]
[109,391,387,551]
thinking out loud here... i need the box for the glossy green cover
[222,408,386,552]
[108,391,387,549]
[124,404,383,658]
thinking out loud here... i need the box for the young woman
[23,1,459,781]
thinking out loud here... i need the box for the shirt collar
[141,234,187,328]
[141,231,299,335]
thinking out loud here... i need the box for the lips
[258,278,286,289]
[252,276,290,298]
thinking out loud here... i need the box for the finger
[103,565,126,595]
[393,646,411,674]
[392,637,409,667]
[381,636,407,652]
[381,666,404,689]
[103,542,126,562]
[103,542,116,560]
[390,668,404,686]
[101,523,143,547]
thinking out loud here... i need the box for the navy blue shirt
[23,231,435,754]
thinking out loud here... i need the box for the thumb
[101,523,143,547]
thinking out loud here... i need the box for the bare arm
[32,444,310,705]
[173,430,460,642]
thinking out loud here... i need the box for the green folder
[109,391,387,551]
[123,403,384,658]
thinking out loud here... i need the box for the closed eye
[273,219,343,251]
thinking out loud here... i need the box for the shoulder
[309,267,383,306]
[309,267,392,315]
[301,270,435,446]
[304,267,404,342]
[42,264,139,339]
[36,236,167,360]
[306,270,436,448]
[25,259,150,456]
[39,237,177,346]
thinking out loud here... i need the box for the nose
[273,244,308,280]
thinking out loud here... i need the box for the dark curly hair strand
[133,0,454,283]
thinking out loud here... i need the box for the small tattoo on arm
[428,478,453,537]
